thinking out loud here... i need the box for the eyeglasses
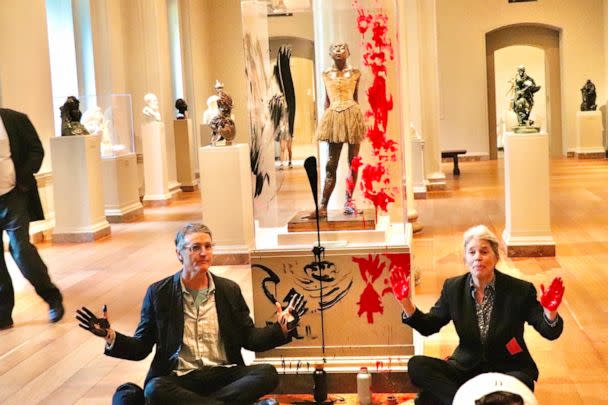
[183,243,215,254]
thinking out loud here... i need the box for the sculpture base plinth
[143,196,173,207]
[288,209,376,232]
[106,205,144,223]
[53,225,111,243]
[506,243,555,257]
[512,125,541,134]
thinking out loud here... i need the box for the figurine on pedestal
[142,93,161,122]
[60,96,89,137]
[82,106,113,156]
[208,81,236,146]
[311,42,365,218]
[175,98,188,119]
[510,65,541,133]
[580,80,597,111]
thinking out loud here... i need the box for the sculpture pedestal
[102,153,143,223]
[574,111,604,158]
[412,137,427,199]
[198,144,254,254]
[51,135,111,242]
[141,121,171,206]
[503,131,555,257]
[174,119,198,191]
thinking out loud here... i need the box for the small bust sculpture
[142,93,161,122]
[580,80,597,111]
[175,98,188,119]
[82,106,114,156]
[60,96,89,136]
[208,81,236,146]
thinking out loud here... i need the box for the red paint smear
[352,254,385,283]
[385,253,411,277]
[357,282,384,324]
[351,0,398,213]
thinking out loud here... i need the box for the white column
[416,0,445,189]
[502,132,555,257]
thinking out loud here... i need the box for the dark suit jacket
[106,271,290,386]
[403,270,563,381]
[0,108,45,221]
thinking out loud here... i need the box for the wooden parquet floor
[1,157,608,404]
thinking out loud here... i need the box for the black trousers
[408,355,535,405]
[0,188,62,322]
[143,364,278,405]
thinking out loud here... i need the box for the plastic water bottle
[312,363,328,403]
[357,366,371,405]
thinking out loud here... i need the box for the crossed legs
[144,364,279,405]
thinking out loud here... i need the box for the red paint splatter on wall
[357,282,383,323]
[353,253,411,323]
[352,0,398,215]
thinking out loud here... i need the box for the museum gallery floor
[1,158,607,404]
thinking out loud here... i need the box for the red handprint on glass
[390,265,410,301]
[540,276,565,311]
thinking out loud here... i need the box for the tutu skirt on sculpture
[317,104,365,144]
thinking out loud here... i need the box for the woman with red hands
[392,225,564,405]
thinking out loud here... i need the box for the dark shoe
[0,318,14,330]
[255,399,278,405]
[49,302,65,323]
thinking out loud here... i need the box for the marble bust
[142,93,161,122]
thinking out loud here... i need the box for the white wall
[0,0,55,172]
[435,0,605,156]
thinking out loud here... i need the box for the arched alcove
[486,24,562,159]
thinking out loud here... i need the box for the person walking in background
[0,108,64,330]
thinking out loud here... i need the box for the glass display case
[241,0,413,383]
[247,0,406,249]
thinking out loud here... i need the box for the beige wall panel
[0,0,54,172]
[435,0,604,156]
[181,0,213,148]
[207,0,250,145]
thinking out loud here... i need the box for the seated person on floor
[76,223,301,405]
[390,225,564,405]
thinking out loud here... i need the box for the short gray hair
[175,223,212,251]
[463,225,500,261]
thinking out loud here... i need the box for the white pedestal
[574,111,605,158]
[141,121,171,206]
[102,153,143,222]
[412,137,427,198]
[174,119,198,191]
[503,131,555,257]
[199,144,254,252]
[50,135,111,242]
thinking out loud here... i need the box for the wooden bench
[441,149,467,176]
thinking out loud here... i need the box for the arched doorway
[486,24,562,159]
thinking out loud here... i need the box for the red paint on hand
[540,276,565,311]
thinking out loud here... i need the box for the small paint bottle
[312,363,328,403]
[357,366,372,405]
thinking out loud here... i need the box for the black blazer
[0,108,45,221]
[106,272,290,386]
[403,270,563,381]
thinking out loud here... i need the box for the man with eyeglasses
[76,223,299,405]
